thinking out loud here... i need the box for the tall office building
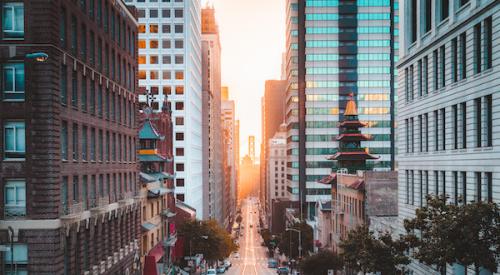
[235,119,240,207]
[285,0,399,219]
[201,6,224,224]
[0,1,141,273]
[126,0,204,218]
[222,88,237,226]
[397,0,498,274]
[266,125,288,226]
[260,80,287,216]
[248,135,256,164]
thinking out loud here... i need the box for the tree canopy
[277,221,314,259]
[299,250,343,275]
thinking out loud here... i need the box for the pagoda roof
[139,154,173,162]
[327,151,379,161]
[139,120,162,140]
[344,97,358,116]
[336,133,372,141]
[344,179,365,190]
[317,173,337,185]
[339,120,367,128]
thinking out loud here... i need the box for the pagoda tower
[327,94,378,173]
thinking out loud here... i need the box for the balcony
[90,197,110,213]
[4,205,26,220]
[162,208,177,219]
[163,233,177,247]
[61,202,83,221]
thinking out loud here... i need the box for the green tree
[299,250,343,275]
[340,226,409,275]
[403,196,500,274]
[178,219,238,263]
[277,221,313,259]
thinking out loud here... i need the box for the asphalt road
[226,198,276,275]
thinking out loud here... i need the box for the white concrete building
[125,0,204,218]
[397,0,499,274]
[266,125,288,210]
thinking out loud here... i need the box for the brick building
[0,1,141,274]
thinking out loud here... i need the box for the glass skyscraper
[285,0,399,218]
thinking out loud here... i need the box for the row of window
[60,121,137,163]
[307,67,392,75]
[404,170,494,206]
[307,53,391,61]
[405,16,493,102]
[288,147,391,156]
[136,7,183,19]
[404,95,493,153]
[60,4,136,87]
[306,80,391,88]
[287,120,392,129]
[304,0,391,7]
[305,26,393,34]
[60,65,136,128]
[138,24,184,36]
[138,54,184,66]
[306,13,393,21]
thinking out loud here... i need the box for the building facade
[125,0,204,219]
[266,125,288,227]
[221,88,237,227]
[0,1,141,274]
[285,0,399,219]
[201,6,224,224]
[260,80,287,215]
[138,105,177,274]
[397,0,498,274]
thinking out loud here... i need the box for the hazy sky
[204,0,286,159]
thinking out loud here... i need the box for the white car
[207,269,217,275]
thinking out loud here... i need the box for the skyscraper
[285,0,399,219]
[201,6,224,224]
[126,0,204,218]
[0,1,141,273]
[222,87,237,226]
[397,0,498,274]
[248,135,256,164]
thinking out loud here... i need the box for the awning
[143,255,159,275]
[142,222,158,232]
[148,187,171,198]
[140,172,157,183]
[149,172,175,181]
[148,243,165,263]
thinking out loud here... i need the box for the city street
[226,198,276,275]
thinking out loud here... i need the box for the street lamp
[25,52,49,62]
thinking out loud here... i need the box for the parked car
[223,259,232,268]
[268,258,278,268]
[277,267,290,274]
[216,266,226,273]
[207,269,217,275]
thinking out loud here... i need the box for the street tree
[340,226,409,275]
[403,196,500,274]
[299,250,343,275]
[277,221,313,259]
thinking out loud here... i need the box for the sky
[203,0,286,160]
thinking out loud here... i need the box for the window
[71,71,78,107]
[162,25,171,34]
[419,171,423,206]
[174,24,183,33]
[409,65,414,100]
[4,180,26,218]
[434,110,439,151]
[175,102,184,110]
[71,16,78,56]
[82,126,88,161]
[175,40,183,49]
[175,132,184,141]
[175,71,184,80]
[175,117,184,125]
[73,175,79,203]
[484,17,492,70]
[451,38,457,83]
[439,0,448,22]
[176,194,185,201]
[453,171,459,205]
[406,170,410,204]
[434,171,439,195]
[4,243,28,273]
[475,172,482,202]
[459,32,467,79]
[150,9,158,18]
[162,9,170,18]
[461,171,467,204]
[176,163,184,172]
[60,8,67,48]
[175,55,183,64]
[81,25,87,60]
[409,0,417,43]
[433,50,439,90]
[418,60,422,97]
[461,102,467,149]
[423,56,428,94]
[61,121,68,160]
[2,3,24,39]
[174,9,183,18]
[163,55,171,64]
[419,115,423,152]
[485,172,492,203]
[149,24,158,33]
[4,121,25,159]
[475,98,482,147]
[2,63,24,101]
[453,105,458,149]
[424,0,431,33]
[485,95,492,147]
[411,170,415,205]
[410,117,415,152]
[473,23,482,74]
[90,128,96,161]
[176,148,184,156]
[441,108,446,150]
[405,68,409,102]
[440,45,446,88]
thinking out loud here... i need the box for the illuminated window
[138,24,146,33]
[150,86,159,95]
[175,86,184,95]
[138,39,146,49]
[162,86,171,95]
[150,55,158,64]
[149,24,158,33]
[175,71,184,80]
[138,70,146,79]
[150,71,159,80]
[150,40,158,49]
[138,55,146,64]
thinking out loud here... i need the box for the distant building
[240,155,260,199]
[248,136,256,164]
[201,6,224,224]
[313,201,332,252]
[260,80,287,217]
[138,104,177,274]
[222,88,237,227]
[266,125,288,227]
[397,0,498,274]
[127,0,205,219]
[0,1,141,273]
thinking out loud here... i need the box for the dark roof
[139,154,173,162]
[327,151,378,161]
[317,173,337,184]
